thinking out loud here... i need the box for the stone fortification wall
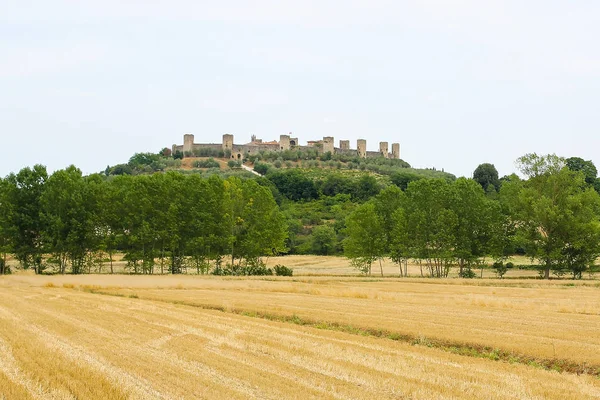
[335,148,358,156]
[173,133,401,161]
[191,143,221,152]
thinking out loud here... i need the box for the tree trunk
[379,258,384,277]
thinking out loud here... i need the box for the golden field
[2,254,558,278]
[1,273,600,399]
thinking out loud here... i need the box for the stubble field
[1,272,599,399]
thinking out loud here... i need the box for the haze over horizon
[2,1,599,178]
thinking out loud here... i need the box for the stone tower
[183,134,194,153]
[391,143,400,159]
[222,134,234,152]
[379,142,389,158]
[339,140,350,150]
[357,139,367,158]
[280,134,290,151]
[323,136,334,154]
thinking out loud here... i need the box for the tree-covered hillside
[2,150,600,279]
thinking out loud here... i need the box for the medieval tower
[391,143,400,159]
[222,134,234,151]
[183,134,195,153]
[279,134,291,151]
[357,139,367,158]
[379,142,389,158]
[323,136,335,154]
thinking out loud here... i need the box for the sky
[1,1,600,178]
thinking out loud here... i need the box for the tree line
[1,153,599,279]
[344,154,600,279]
[0,166,286,275]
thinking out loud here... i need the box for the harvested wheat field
[1,275,600,399]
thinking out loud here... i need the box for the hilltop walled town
[172,134,401,160]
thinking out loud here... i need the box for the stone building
[172,133,400,160]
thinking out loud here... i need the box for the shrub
[212,260,274,276]
[194,158,220,169]
[459,268,477,279]
[493,261,508,279]
[254,162,270,175]
[274,264,293,276]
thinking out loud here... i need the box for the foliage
[267,169,319,201]
[565,157,597,185]
[0,168,286,274]
[274,264,294,276]
[193,158,220,169]
[473,163,500,193]
[4,151,600,280]
[344,202,386,275]
[505,153,600,279]
[159,147,172,157]
[253,162,270,175]
[213,260,273,276]
[310,225,337,255]
[4,165,48,273]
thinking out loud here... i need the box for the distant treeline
[0,167,286,275]
[344,154,600,279]
[1,153,599,279]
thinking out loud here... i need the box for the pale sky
[2,1,599,178]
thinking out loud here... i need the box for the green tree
[344,202,386,275]
[0,178,14,274]
[404,179,457,278]
[225,178,287,266]
[5,165,48,273]
[473,163,500,193]
[41,166,96,274]
[506,153,600,279]
[353,175,381,201]
[267,170,319,201]
[390,171,421,191]
[310,225,337,255]
[451,178,502,277]
[371,186,406,274]
[565,157,598,185]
